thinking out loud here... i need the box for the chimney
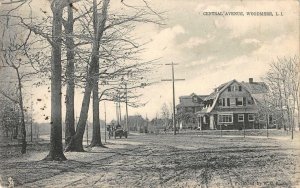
[249,78,253,83]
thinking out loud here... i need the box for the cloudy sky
[128,0,299,121]
[2,0,298,123]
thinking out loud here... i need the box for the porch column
[199,116,202,130]
[210,115,214,129]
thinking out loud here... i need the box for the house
[176,93,208,129]
[195,78,268,130]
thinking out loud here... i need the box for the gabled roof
[194,79,269,116]
[205,80,233,100]
[197,95,209,100]
[176,102,202,108]
[241,81,268,94]
[179,93,208,100]
[198,79,254,114]
[202,80,238,113]
[240,81,269,105]
[177,93,208,108]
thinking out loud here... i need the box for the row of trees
[261,56,300,131]
[0,0,163,160]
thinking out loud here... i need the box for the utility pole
[104,102,107,143]
[36,125,39,139]
[115,101,119,125]
[125,83,129,133]
[30,94,33,142]
[266,113,269,138]
[289,98,294,140]
[118,92,122,126]
[161,62,185,135]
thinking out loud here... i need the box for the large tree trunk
[64,2,76,146]
[65,78,93,152]
[90,70,105,147]
[65,0,109,152]
[64,49,100,151]
[44,1,67,161]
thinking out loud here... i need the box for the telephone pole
[115,102,119,125]
[125,83,129,133]
[30,94,33,142]
[104,102,107,143]
[161,62,185,135]
[118,92,122,126]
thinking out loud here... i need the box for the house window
[231,85,239,91]
[248,97,254,105]
[228,87,231,92]
[218,114,233,123]
[227,98,230,106]
[238,86,242,91]
[193,96,198,103]
[236,97,243,106]
[248,114,254,121]
[222,98,226,106]
[211,99,214,106]
[230,98,236,106]
[218,99,222,106]
[243,97,246,106]
[238,114,244,122]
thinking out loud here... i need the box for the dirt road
[1,134,299,187]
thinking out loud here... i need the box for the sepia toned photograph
[0,0,299,187]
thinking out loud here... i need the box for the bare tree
[263,56,300,132]
[65,0,110,152]
[0,16,35,153]
[161,102,171,129]
[65,0,163,151]
[63,0,76,146]
[0,85,20,139]
[43,0,82,160]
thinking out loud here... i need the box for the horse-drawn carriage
[107,124,128,139]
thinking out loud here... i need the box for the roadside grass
[173,128,298,138]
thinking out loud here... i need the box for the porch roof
[196,107,258,116]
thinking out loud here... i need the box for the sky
[125,0,299,121]
[1,0,299,123]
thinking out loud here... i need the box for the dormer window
[193,96,198,103]
[228,87,231,92]
[238,86,242,91]
[236,97,243,106]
